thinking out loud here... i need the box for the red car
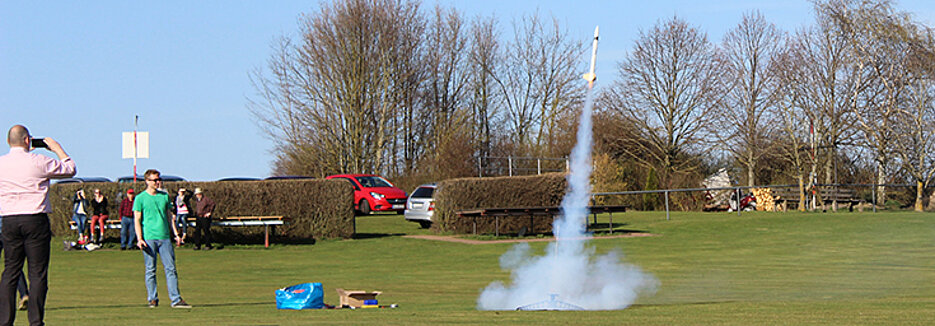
[326,174,408,215]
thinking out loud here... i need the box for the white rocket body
[581,26,599,86]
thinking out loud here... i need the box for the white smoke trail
[477,87,657,311]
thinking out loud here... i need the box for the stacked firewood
[752,188,775,211]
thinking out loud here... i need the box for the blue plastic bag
[275,282,324,309]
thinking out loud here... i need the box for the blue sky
[1,1,932,181]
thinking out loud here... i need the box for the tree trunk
[823,154,833,211]
[876,165,886,208]
[747,152,755,187]
[915,180,924,212]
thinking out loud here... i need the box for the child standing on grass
[133,169,191,309]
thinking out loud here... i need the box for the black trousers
[0,214,51,326]
[193,216,213,248]
[0,240,28,300]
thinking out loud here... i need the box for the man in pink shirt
[0,125,75,326]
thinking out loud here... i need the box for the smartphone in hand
[31,138,47,148]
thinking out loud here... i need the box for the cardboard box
[335,288,382,308]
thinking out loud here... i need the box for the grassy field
[25,210,935,325]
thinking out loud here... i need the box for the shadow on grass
[587,222,630,229]
[630,300,738,308]
[48,301,270,310]
[590,229,651,235]
[352,233,405,240]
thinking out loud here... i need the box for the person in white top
[173,188,192,245]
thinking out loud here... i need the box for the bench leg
[609,212,613,235]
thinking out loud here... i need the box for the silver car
[404,183,436,228]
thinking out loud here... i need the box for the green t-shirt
[132,190,172,240]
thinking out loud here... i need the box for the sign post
[122,116,149,181]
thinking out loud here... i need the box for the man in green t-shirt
[133,169,191,309]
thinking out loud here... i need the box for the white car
[404,183,436,228]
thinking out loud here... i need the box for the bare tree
[819,0,919,207]
[894,28,935,211]
[467,15,504,173]
[418,5,474,178]
[604,16,724,187]
[493,13,583,156]
[793,5,863,209]
[715,11,784,186]
[250,0,424,176]
[770,38,813,210]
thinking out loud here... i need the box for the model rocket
[581,26,599,88]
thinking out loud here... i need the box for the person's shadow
[352,232,404,240]
[48,301,270,310]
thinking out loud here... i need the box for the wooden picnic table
[456,205,629,236]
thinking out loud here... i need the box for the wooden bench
[186,216,288,248]
[70,215,289,247]
[772,187,863,212]
[456,205,628,236]
[68,219,122,229]
[771,188,801,211]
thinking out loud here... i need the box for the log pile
[752,188,776,211]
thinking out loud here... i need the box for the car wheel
[358,199,371,215]
[418,221,431,229]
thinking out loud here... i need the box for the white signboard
[122,132,150,159]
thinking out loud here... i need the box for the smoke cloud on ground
[477,87,657,311]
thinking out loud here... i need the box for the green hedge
[49,179,355,242]
[432,173,567,234]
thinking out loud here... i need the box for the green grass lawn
[27,211,935,325]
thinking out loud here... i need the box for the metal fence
[592,183,932,221]
[478,156,569,177]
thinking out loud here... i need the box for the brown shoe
[17,296,27,311]
[148,300,158,308]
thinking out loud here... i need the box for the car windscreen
[411,187,434,198]
[355,176,393,188]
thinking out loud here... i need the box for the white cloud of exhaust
[477,88,657,311]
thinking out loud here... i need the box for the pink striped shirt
[0,147,77,215]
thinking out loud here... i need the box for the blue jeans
[141,239,182,305]
[119,217,136,249]
[175,214,188,235]
[71,213,88,235]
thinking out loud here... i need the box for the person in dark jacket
[118,189,137,250]
[192,188,216,250]
[88,189,109,244]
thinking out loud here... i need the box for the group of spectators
[71,186,217,250]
